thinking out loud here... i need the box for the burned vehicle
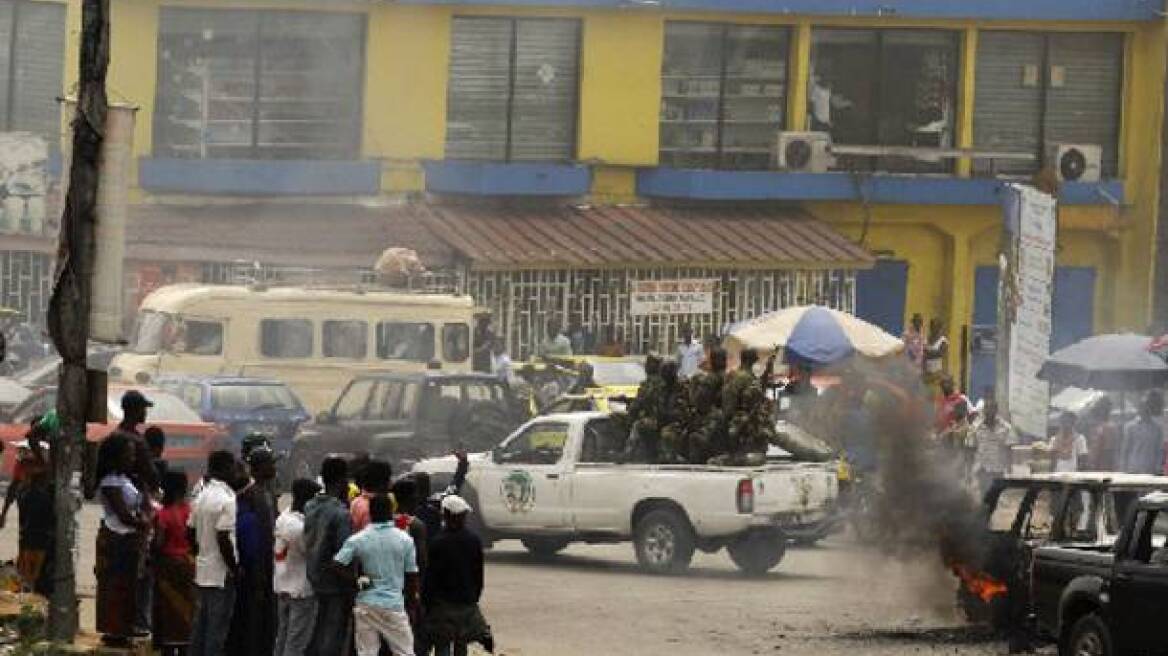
[957,473,1168,629]
[1032,491,1168,656]
[287,371,526,476]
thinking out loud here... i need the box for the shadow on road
[485,549,832,583]
[836,626,999,644]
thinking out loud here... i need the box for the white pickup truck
[413,412,838,575]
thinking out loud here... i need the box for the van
[109,283,476,412]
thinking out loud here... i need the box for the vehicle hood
[412,452,490,475]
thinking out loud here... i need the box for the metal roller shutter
[1,0,65,139]
[446,17,513,161]
[973,31,1044,176]
[1046,33,1123,178]
[511,18,579,161]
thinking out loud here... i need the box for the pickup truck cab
[413,412,838,575]
[1033,491,1168,656]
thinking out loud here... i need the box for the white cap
[441,494,473,515]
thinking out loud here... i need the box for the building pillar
[955,27,977,178]
[945,227,976,390]
[787,22,811,131]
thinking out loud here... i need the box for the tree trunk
[45,0,109,642]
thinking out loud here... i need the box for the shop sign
[629,279,716,316]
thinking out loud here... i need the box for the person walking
[96,434,149,646]
[188,450,240,656]
[424,496,493,656]
[153,471,195,656]
[1119,390,1166,475]
[1084,398,1120,471]
[1049,411,1089,473]
[10,421,54,596]
[229,447,278,656]
[539,319,573,358]
[305,457,356,656]
[902,313,925,371]
[274,478,322,656]
[333,494,420,656]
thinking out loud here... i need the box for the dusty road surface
[2,502,1047,655]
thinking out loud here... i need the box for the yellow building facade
[38,0,1168,385]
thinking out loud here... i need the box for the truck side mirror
[491,446,503,464]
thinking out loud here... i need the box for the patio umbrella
[723,305,903,368]
[1037,333,1168,391]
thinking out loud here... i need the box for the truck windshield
[211,384,300,412]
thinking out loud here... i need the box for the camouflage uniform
[683,370,726,463]
[722,370,776,460]
[657,381,689,463]
[625,375,665,462]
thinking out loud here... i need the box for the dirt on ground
[2,503,1054,656]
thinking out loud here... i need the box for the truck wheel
[1061,613,1113,656]
[521,537,569,558]
[726,530,787,576]
[634,509,695,575]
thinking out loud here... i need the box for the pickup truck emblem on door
[501,470,536,513]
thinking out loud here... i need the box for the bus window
[376,322,435,362]
[323,320,368,359]
[179,319,224,355]
[131,311,171,354]
[260,319,314,358]
[443,323,470,362]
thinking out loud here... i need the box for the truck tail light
[736,478,754,514]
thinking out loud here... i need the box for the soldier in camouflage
[719,348,779,464]
[657,361,689,463]
[625,355,664,462]
[682,347,728,463]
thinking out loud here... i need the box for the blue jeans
[189,582,236,656]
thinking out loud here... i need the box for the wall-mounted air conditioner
[1047,143,1102,183]
[774,131,834,173]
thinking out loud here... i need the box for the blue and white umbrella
[724,305,903,368]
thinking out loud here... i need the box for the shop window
[0,1,65,139]
[660,22,789,170]
[443,323,470,363]
[323,320,368,359]
[154,8,365,160]
[376,322,435,362]
[809,28,959,173]
[260,319,313,358]
[445,16,580,162]
[974,32,1122,178]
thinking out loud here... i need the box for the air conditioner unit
[1047,143,1102,183]
[774,131,834,173]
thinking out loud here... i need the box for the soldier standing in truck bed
[720,348,778,464]
[683,347,728,463]
[625,355,664,462]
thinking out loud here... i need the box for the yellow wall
[71,2,1166,386]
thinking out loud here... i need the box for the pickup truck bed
[415,411,838,575]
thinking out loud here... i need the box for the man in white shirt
[188,450,240,656]
[675,325,704,379]
[273,478,321,656]
[539,319,573,358]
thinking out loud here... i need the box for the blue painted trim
[636,168,1125,206]
[138,158,382,196]
[398,0,1157,21]
[423,160,592,196]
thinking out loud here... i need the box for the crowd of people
[5,390,492,656]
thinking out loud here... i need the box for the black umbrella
[1037,333,1168,391]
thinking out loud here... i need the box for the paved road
[2,503,1044,655]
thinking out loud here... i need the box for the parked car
[533,356,645,414]
[0,385,228,482]
[1032,491,1168,656]
[155,375,310,455]
[412,411,838,575]
[961,472,1168,628]
[288,371,526,478]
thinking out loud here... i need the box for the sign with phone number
[629,279,717,316]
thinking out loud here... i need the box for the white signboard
[1004,185,1057,438]
[0,132,48,235]
[629,279,716,316]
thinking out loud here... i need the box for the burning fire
[950,563,1008,603]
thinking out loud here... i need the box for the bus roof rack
[219,261,463,295]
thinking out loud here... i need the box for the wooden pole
[45,0,109,641]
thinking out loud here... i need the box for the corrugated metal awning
[407,202,874,270]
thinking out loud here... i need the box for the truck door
[569,417,628,533]
[1110,508,1168,655]
[477,421,571,531]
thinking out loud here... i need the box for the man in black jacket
[423,495,492,656]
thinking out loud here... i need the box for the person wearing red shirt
[935,376,971,433]
[153,471,194,655]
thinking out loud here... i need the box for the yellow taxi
[535,355,646,415]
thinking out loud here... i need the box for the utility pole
[45,0,109,641]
